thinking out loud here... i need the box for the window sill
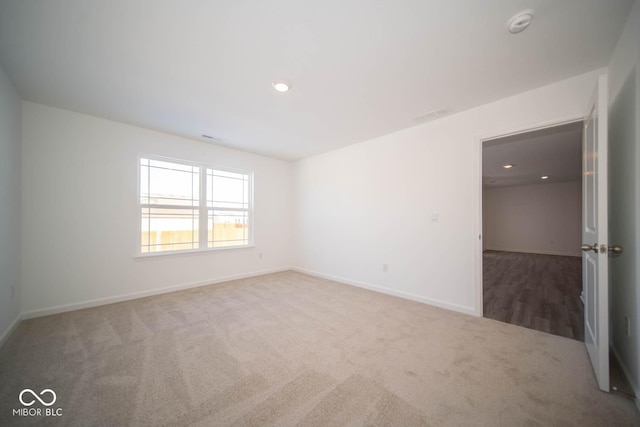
[135,245,255,261]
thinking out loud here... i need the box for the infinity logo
[19,389,57,407]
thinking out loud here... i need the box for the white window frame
[137,154,254,257]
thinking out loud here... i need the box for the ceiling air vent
[413,108,448,124]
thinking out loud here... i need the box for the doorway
[481,121,584,341]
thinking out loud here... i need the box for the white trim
[473,114,586,318]
[135,244,256,260]
[484,247,581,258]
[0,313,23,349]
[21,266,291,320]
[611,346,640,410]
[293,267,477,317]
[473,132,483,317]
[476,115,586,147]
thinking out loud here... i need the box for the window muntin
[139,157,252,254]
[206,168,250,248]
[141,207,200,252]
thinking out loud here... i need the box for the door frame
[473,114,586,317]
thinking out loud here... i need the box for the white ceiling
[483,121,583,188]
[0,0,633,160]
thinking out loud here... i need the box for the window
[139,156,252,254]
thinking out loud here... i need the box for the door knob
[609,245,623,254]
[581,243,599,253]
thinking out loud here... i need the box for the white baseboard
[485,247,581,257]
[292,267,476,317]
[611,345,639,410]
[0,313,23,349]
[21,266,292,320]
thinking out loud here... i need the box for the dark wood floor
[483,250,584,341]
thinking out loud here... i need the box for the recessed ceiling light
[502,164,514,169]
[272,81,291,93]
[541,175,549,180]
[507,9,534,34]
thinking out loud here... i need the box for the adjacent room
[1,0,639,425]
[482,122,584,341]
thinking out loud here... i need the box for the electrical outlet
[625,316,631,338]
[382,264,389,273]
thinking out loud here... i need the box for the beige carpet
[0,271,638,426]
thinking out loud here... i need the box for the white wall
[483,181,582,257]
[0,65,21,345]
[20,102,292,316]
[608,0,640,407]
[293,69,602,316]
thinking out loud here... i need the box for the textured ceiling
[0,0,633,160]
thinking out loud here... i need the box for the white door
[582,74,609,392]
